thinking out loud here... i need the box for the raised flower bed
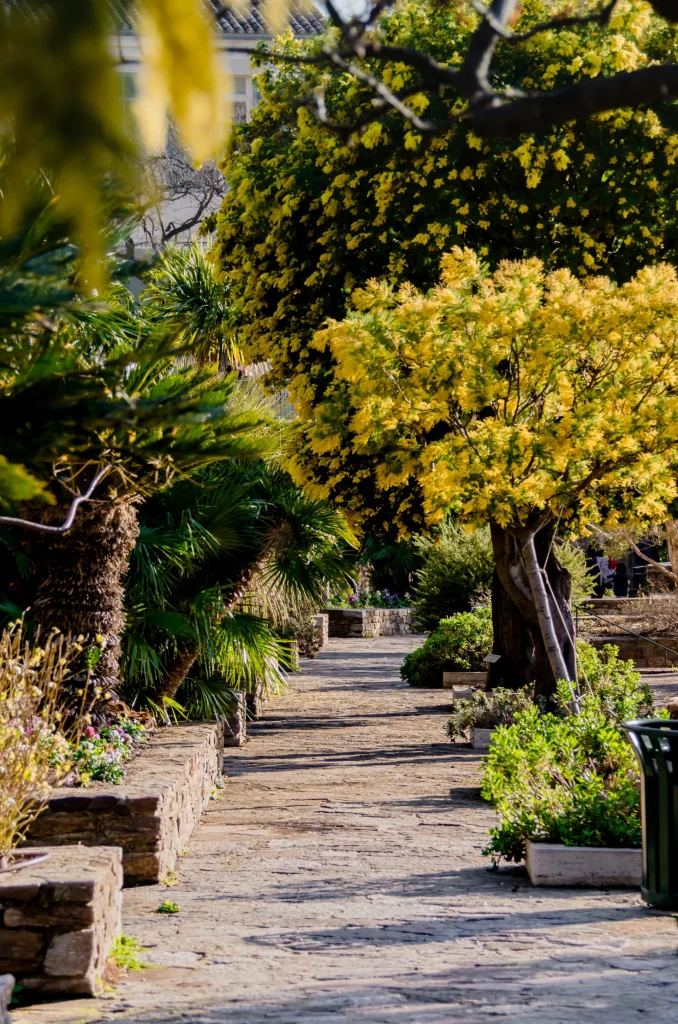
[324,607,417,638]
[0,845,122,995]
[26,722,224,885]
[526,841,642,887]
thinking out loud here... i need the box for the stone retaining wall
[0,846,122,996]
[26,722,224,885]
[324,608,417,638]
[588,634,678,667]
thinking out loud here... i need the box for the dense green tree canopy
[212,0,678,534]
[214,0,678,378]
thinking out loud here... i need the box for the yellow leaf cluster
[297,249,678,534]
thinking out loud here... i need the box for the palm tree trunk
[28,500,139,699]
[154,644,200,702]
[150,552,271,704]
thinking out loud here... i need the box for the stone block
[26,722,225,884]
[526,841,642,888]
[312,613,329,648]
[470,727,495,749]
[44,928,95,976]
[0,846,122,996]
[224,694,246,747]
[0,975,12,1024]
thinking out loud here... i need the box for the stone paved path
[19,637,678,1024]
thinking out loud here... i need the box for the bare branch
[469,0,620,43]
[623,532,678,586]
[0,467,110,534]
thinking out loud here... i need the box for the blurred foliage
[1,0,224,284]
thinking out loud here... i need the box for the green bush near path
[481,643,664,864]
[401,608,492,688]
[412,524,493,633]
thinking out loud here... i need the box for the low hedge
[401,607,492,687]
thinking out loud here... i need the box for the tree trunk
[153,644,200,703]
[149,552,270,705]
[666,520,678,578]
[28,500,139,700]
[489,521,576,705]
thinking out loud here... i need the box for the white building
[113,1,324,248]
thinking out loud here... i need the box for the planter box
[470,726,495,749]
[587,634,678,668]
[526,840,642,888]
[324,607,417,638]
[26,722,224,885]
[0,846,122,996]
[442,671,486,689]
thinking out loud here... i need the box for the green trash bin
[623,718,678,909]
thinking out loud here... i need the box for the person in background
[613,561,629,597]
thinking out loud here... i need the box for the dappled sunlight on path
[19,637,678,1024]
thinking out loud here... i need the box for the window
[119,71,138,134]
[234,76,247,96]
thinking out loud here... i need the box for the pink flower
[83,726,98,740]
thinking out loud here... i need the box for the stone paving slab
[16,637,678,1024]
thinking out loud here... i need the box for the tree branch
[255,0,678,139]
[0,467,110,534]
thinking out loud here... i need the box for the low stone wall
[0,846,122,996]
[26,722,224,885]
[324,608,417,638]
[588,634,678,667]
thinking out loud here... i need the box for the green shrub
[446,687,534,739]
[401,608,492,687]
[412,524,494,632]
[481,645,661,864]
[554,541,596,606]
[576,640,654,723]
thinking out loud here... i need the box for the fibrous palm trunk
[487,521,576,705]
[28,500,139,700]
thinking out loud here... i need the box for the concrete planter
[470,726,495,749]
[324,607,417,638]
[0,845,122,996]
[26,722,225,885]
[442,671,486,689]
[526,840,642,888]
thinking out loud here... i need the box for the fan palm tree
[121,460,355,715]
[142,242,242,369]
[0,201,274,702]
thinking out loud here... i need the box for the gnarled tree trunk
[488,521,575,705]
[28,500,139,701]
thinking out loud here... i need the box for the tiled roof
[211,0,325,36]
[114,1,325,37]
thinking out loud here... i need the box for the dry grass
[0,620,90,859]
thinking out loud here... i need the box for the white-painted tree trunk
[521,531,573,686]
